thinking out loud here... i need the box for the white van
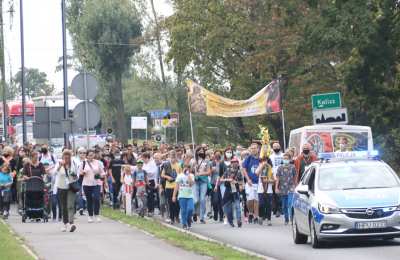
[288,125,373,155]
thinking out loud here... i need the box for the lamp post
[20,0,26,144]
[61,0,68,147]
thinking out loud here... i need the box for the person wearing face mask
[294,143,317,185]
[39,145,56,176]
[193,147,211,224]
[108,150,124,209]
[210,151,225,222]
[269,142,283,217]
[275,153,296,225]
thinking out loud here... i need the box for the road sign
[73,101,101,129]
[71,73,99,100]
[313,108,348,125]
[131,117,147,129]
[148,109,171,119]
[312,92,341,110]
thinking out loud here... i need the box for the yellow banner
[187,80,280,118]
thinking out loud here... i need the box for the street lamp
[20,0,27,144]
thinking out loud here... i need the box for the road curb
[0,218,40,260]
[115,210,279,260]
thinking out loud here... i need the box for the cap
[137,159,144,164]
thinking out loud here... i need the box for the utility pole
[61,0,69,147]
[20,0,27,144]
[0,0,7,142]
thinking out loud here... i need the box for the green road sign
[312,92,341,110]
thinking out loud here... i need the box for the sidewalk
[6,208,207,260]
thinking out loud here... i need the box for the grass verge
[102,207,261,260]
[0,220,34,260]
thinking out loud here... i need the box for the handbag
[64,166,81,193]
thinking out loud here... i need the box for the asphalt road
[7,208,206,260]
[190,216,400,260]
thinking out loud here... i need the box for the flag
[187,80,281,118]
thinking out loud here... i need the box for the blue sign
[148,109,171,119]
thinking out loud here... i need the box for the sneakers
[79,209,84,216]
[258,219,263,226]
[192,214,198,222]
[200,219,206,224]
[248,214,254,224]
[69,224,76,232]
[95,216,102,223]
[267,220,272,226]
[61,225,67,232]
[88,217,94,223]
[3,211,9,219]
[229,222,235,228]
[223,218,228,225]
[253,218,259,224]
[237,221,242,228]
[182,224,188,230]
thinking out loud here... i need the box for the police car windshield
[318,164,400,191]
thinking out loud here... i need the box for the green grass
[102,207,260,260]
[0,220,34,260]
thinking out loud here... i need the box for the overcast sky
[4,0,173,94]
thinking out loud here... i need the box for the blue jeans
[223,194,241,224]
[83,185,101,216]
[281,192,294,222]
[193,181,208,221]
[178,198,194,226]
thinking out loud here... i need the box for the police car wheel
[292,215,308,244]
[309,217,322,248]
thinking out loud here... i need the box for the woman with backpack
[79,149,106,223]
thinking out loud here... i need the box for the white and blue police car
[291,151,400,248]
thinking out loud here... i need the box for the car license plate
[355,221,387,230]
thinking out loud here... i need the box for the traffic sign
[313,108,348,125]
[131,117,147,129]
[312,92,341,110]
[71,73,99,100]
[73,101,101,129]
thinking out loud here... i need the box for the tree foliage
[9,68,54,99]
[67,0,142,141]
[166,0,400,169]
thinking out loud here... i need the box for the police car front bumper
[315,210,400,239]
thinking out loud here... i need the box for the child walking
[0,164,13,219]
[133,160,148,217]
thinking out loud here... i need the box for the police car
[291,151,400,248]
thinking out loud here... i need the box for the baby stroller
[21,176,49,223]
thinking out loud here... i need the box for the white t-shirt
[143,159,158,181]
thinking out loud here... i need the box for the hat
[137,159,144,164]
[231,157,239,163]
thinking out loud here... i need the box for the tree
[9,68,54,99]
[67,0,142,141]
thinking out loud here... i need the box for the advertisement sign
[153,113,179,128]
[187,80,281,118]
[131,117,147,130]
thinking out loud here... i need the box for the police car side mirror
[297,185,309,196]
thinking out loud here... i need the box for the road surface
[190,217,400,260]
[6,208,206,260]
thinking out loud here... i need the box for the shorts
[245,183,259,201]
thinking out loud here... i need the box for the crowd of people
[0,140,318,232]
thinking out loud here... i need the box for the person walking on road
[0,164,13,219]
[193,147,211,224]
[55,150,79,232]
[220,157,243,227]
[256,157,274,226]
[275,153,296,225]
[269,142,283,217]
[79,149,105,223]
[173,156,195,230]
[210,150,224,222]
[161,151,181,223]
[133,159,149,217]
[294,143,317,184]
[242,142,260,224]
[109,149,124,209]
[143,152,159,216]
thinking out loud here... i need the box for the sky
[4,0,173,95]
